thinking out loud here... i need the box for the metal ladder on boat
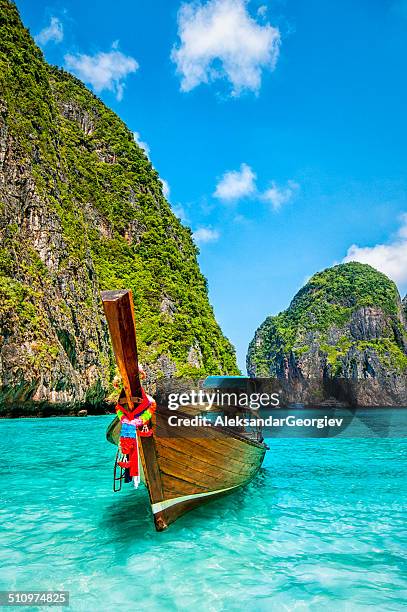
[113,450,126,492]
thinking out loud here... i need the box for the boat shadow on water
[99,488,154,543]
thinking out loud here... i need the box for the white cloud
[64,45,138,101]
[233,213,249,224]
[171,0,280,95]
[172,204,188,222]
[35,17,63,46]
[193,227,220,244]
[214,164,299,209]
[214,163,256,201]
[161,179,170,199]
[343,213,407,286]
[133,132,150,156]
[261,180,299,210]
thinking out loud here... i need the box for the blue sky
[16,0,407,370]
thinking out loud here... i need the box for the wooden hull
[107,406,267,531]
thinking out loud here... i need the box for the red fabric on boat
[119,437,139,477]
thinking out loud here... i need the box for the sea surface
[0,411,406,611]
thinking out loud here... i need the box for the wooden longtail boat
[101,289,267,531]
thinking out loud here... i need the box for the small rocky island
[247,263,407,406]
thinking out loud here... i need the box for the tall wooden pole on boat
[100,290,143,409]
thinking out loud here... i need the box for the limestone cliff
[0,0,238,412]
[247,263,407,395]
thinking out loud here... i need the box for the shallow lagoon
[0,413,406,611]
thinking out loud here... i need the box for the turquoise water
[0,413,406,611]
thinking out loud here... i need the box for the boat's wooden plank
[159,461,225,489]
[156,440,261,479]
[158,455,255,491]
[155,439,256,477]
[161,472,209,496]
[160,459,261,499]
[158,447,258,478]
[189,433,265,457]
[158,451,249,486]
[155,432,248,463]
[155,434,264,469]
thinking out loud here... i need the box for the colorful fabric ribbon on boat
[115,386,156,488]
[117,422,140,486]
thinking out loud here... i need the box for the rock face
[247,263,407,400]
[0,1,238,411]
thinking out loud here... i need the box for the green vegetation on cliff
[47,66,238,377]
[0,0,238,408]
[248,262,407,378]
